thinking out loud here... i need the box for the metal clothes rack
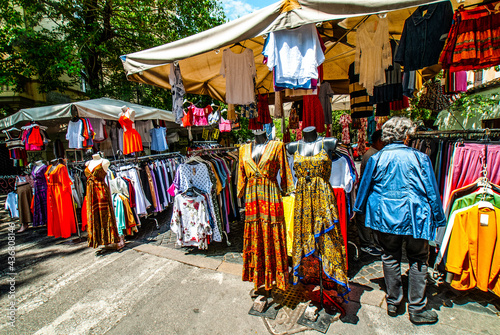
[188,146,238,155]
[413,128,500,137]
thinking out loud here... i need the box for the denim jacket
[354,143,446,241]
[395,1,453,71]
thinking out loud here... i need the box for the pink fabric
[167,183,176,197]
[219,117,231,132]
[445,143,500,207]
[455,71,467,92]
[189,105,211,126]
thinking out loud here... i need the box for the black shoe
[387,304,398,317]
[360,246,382,257]
[409,310,438,325]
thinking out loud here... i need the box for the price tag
[212,129,220,140]
[202,128,210,140]
[480,214,489,226]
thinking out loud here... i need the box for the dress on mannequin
[238,139,294,291]
[85,154,120,248]
[32,161,48,227]
[287,127,349,295]
[118,107,143,155]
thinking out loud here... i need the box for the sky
[219,0,272,21]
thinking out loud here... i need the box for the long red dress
[118,113,143,155]
[45,164,77,238]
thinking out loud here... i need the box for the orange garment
[446,205,500,297]
[45,164,77,238]
[27,126,43,146]
[118,114,143,155]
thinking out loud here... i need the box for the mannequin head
[121,106,128,113]
[254,130,267,144]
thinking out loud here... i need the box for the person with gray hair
[354,116,446,325]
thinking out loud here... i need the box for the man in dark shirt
[357,129,385,256]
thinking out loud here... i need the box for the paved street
[0,195,499,335]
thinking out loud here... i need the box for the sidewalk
[2,194,499,334]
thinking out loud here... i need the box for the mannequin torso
[86,153,110,172]
[120,106,136,129]
[251,131,269,165]
[286,126,338,159]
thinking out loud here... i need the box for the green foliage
[0,0,226,111]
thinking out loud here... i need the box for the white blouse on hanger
[355,16,392,95]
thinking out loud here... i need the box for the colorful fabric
[85,163,119,248]
[357,118,368,155]
[292,142,349,295]
[301,94,325,133]
[45,164,77,238]
[257,93,272,124]
[339,114,352,145]
[118,114,143,155]
[237,140,294,290]
[32,164,48,226]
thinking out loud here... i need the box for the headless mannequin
[48,158,61,174]
[86,153,110,173]
[120,106,136,129]
[251,131,269,165]
[286,126,338,159]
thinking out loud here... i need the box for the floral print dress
[339,113,352,145]
[237,140,294,290]
[292,140,349,296]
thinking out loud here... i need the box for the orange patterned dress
[237,140,294,290]
[85,163,119,248]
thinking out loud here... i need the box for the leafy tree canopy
[0,0,226,110]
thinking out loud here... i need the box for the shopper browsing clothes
[357,129,385,256]
[354,117,446,325]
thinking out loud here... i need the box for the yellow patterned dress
[237,140,294,290]
[292,142,349,296]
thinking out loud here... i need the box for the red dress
[301,95,325,133]
[118,113,143,155]
[45,164,77,238]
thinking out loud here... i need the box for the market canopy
[0,97,174,130]
[121,0,465,102]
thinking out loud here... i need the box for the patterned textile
[292,142,349,295]
[237,140,294,290]
[85,163,119,248]
[357,118,368,156]
[339,114,352,145]
[45,164,77,238]
[32,164,48,226]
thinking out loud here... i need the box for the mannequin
[121,106,136,128]
[86,153,110,173]
[251,130,268,165]
[286,126,337,158]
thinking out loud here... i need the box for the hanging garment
[150,127,168,152]
[169,62,186,125]
[16,180,33,225]
[45,164,77,238]
[66,119,84,149]
[237,140,294,291]
[301,94,325,133]
[263,23,324,89]
[292,141,349,294]
[135,120,153,147]
[445,205,500,297]
[31,164,48,226]
[441,4,500,72]
[355,16,392,95]
[190,104,212,126]
[5,192,18,218]
[318,82,334,124]
[357,118,368,156]
[349,63,374,119]
[170,194,212,250]
[395,1,453,71]
[220,48,256,105]
[118,113,143,155]
[339,114,352,145]
[88,118,107,142]
[257,93,272,124]
[85,163,119,248]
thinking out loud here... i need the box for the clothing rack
[413,128,500,138]
[188,146,238,155]
[108,152,183,164]
[192,140,219,144]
